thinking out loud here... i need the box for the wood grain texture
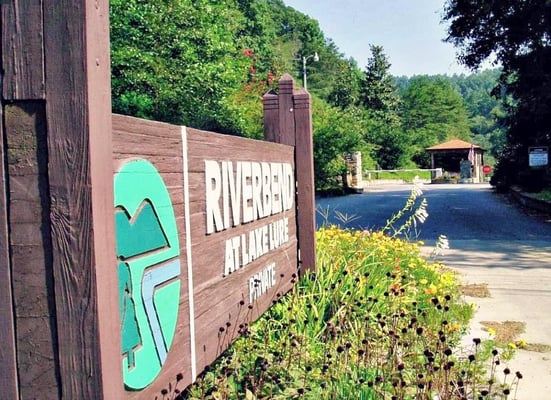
[262,90,279,143]
[43,1,122,398]
[293,90,316,273]
[85,1,123,397]
[277,74,296,146]
[112,117,299,394]
[5,102,59,399]
[1,0,45,100]
[263,76,317,275]
[0,92,19,400]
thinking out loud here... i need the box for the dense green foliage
[401,77,472,167]
[444,0,551,191]
[111,0,249,132]
[110,0,507,191]
[359,46,408,170]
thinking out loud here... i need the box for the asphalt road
[316,182,551,399]
[316,182,551,243]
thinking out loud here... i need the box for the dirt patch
[523,343,551,353]
[480,321,551,352]
[480,320,526,343]
[461,283,491,298]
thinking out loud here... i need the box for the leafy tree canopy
[111,0,253,131]
[401,76,471,167]
[443,0,551,189]
[358,46,406,169]
[360,45,401,115]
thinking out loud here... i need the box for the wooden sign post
[263,75,316,274]
[1,1,122,398]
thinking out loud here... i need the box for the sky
[283,0,473,77]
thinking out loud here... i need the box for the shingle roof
[426,139,483,151]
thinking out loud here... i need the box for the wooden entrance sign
[1,2,315,398]
[111,86,311,395]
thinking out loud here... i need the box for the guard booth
[427,139,485,183]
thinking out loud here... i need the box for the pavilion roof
[426,139,484,151]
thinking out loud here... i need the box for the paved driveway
[316,183,551,242]
[316,183,551,399]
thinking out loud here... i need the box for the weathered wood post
[1,1,122,398]
[263,74,316,273]
[0,77,18,400]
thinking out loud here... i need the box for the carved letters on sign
[204,160,295,301]
[204,160,294,233]
[223,217,289,276]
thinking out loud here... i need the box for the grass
[531,188,551,202]
[366,170,432,183]
[178,185,523,400]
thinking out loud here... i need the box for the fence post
[277,73,296,146]
[1,1,122,398]
[292,88,316,273]
[263,75,316,274]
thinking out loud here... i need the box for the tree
[360,45,401,119]
[401,77,471,167]
[450,69,508,160]
[311,100,367,191]
[327,58,362,109]
[358,45,406,169]
[443,0,551,189]
[110,0,251,131]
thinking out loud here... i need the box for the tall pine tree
[360,45,401,119]
[359,45,407,169]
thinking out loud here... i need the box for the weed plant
[180,183,522,400]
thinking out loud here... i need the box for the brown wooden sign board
[1,1,314,397]
[113,115,298,396]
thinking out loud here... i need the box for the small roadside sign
[529,147,548,167]
[483,165,492,175]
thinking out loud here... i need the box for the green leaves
[360,45,401,115]
[400,76,471,167]
[443,0,551,189]
[111,0,250,127]
[312,101,366,191]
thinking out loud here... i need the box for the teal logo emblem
[114,159,181,390]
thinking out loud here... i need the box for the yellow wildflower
[446,323,461,332]
[424,284,438,295]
